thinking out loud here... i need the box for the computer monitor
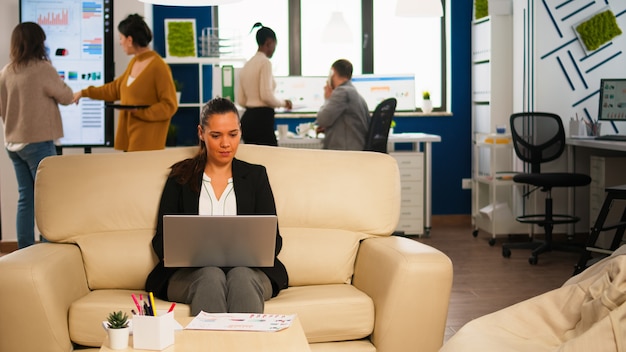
[598,78,626,122]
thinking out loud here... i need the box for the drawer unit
[391,152,425,235]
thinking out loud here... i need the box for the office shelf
[164,57,245,146]
[471,13,527,243]
[472,136,528,244]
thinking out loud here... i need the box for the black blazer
[145,158,288,300]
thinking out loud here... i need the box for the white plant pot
[108,327,130,350]
[176,92,182,104]
[422,99,433,114]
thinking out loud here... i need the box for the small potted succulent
[421,91,433,114]
[106,311,130,350]
[174,79,183,104]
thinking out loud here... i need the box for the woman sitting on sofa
[145,97,288,315]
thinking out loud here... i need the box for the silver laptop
[163,215,277,268]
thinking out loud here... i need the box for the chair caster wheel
[488,238,496,246]
[529,256,538,265]
[472,230,478,238]
[502,247,511,258]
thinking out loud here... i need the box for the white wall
[512,1,626,232]
[0,0,147,243]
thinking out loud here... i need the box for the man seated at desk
[315,59,370,151]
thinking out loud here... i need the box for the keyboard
[594,135,626,142]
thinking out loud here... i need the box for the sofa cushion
[69,284,374,347]
[75,231,156,290]
[279,228,369,286]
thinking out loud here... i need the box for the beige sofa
[0,145,452,352]
[441,245,626,351]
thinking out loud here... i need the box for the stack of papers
[185,312,296,332]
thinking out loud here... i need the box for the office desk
[566,137,626,153]
[566,138,626,234]
[277,133,441,236]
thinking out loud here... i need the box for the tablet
[105,103,149,110]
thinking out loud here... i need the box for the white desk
[566,138,626,234]
[278,133,441,236]
[566,137,626,153]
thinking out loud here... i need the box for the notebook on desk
[163,215,277,268]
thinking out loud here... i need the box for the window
[217,0,289,76]
[300,0,362,76]
[218,0,445,110]
[373,0,443,108]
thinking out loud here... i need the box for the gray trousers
[167,267,272,315]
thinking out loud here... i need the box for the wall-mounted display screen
[20,0,114,147]
[598,78,626,121]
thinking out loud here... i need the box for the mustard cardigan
[82,51,177,151]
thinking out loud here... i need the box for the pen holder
[586,122,601,137]
[569,120,586,137]
[132,311,175,351]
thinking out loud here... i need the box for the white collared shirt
[199,173,237,215]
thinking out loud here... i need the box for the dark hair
[251,22,277,46]
[331,59,353,80]
[169,97,240,191]
[118,14,152,47]
[10,22,49,69]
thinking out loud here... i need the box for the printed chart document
[185,312,295,332]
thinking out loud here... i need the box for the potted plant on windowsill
[106,311,130,350]
[174,79,183,104]
[421,91,433,114]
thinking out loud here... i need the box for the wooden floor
[414,216,584,342]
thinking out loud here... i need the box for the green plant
[576,10,622,51]
[474,0,488,20]
[390,120,397,129]
[173,79,183,92]
[107,311,129,329]
[422,91,431,100]
[167,21,196,57]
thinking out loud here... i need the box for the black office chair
[363,98,397,153]
[502,112,591,265]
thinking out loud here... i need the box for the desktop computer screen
[598,78,626,122]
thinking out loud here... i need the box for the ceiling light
[321,11,353,43]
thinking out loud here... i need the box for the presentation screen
[352,74,416,112]
[598,78,626,121]
[274,76,327,112]
[20,0,114,147]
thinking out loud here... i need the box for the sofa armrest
[353,236,453,352]
[0,243,90,352]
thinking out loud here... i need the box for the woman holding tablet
[73,14,177,152]
[146,97,288,314]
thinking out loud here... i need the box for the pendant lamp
[139,0,242,6]
[395,0,443,17]
[321,11,353,43]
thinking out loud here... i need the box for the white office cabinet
[471,12,521,242]
[391,152,424,235]
[589,156,626,247]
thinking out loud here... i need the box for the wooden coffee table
[100,316,311,351]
